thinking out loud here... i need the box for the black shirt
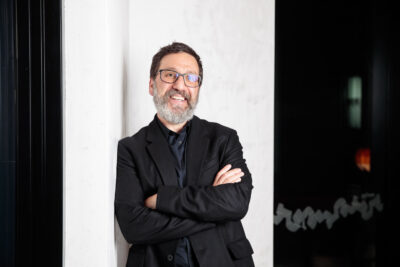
[156,117,196,267]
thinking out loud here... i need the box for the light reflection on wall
[355,148,371,172]
[347,76,362,129]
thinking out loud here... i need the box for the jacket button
[167,254,174,261]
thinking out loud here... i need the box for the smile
[170,95,186,101]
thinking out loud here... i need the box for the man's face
[149,52,200,124]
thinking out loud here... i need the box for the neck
[157,113,187,133]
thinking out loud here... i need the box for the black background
[0,0,63,266]
[274,0,398,266]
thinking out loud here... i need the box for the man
[115,42,254,267]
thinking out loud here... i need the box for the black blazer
[115,115,254,267]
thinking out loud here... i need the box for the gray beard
[152,84,198,124]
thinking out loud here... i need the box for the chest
[137,137,226,196]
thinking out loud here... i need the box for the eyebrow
[162,67,199,75]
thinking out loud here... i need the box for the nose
[173,75,187,91]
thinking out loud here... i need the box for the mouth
[164,90,191,110]
[170,94,186,102]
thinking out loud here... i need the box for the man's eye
[187,74,199,82]
[166,72,176,77]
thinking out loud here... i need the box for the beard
[152,84,198,124]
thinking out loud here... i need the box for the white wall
[63,0,128,266]
[64,0,274,266]
[127,1,274,266]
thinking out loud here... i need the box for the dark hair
[150,42,203,86]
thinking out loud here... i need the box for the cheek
[190,89,199,100]
[157,85,171,97]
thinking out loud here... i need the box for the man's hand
[213,164,244,186]
[145,194,157,209]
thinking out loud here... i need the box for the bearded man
[115,42,254,267]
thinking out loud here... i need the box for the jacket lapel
[146,118,178,186]
[186,116,209,186]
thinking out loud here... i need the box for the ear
[149,78,154,96]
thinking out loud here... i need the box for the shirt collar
[155,114,192,139]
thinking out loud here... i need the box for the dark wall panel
[274,0,397,266]
[14,0,63,266]
[1,0,16,266]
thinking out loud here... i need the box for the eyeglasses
[159,69,201,88]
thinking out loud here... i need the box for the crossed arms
[115,130,253,245]
[145,164,244,209]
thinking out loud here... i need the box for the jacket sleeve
[156,130,253,222]
[115,140,215,245]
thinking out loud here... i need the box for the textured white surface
[63,0,128,266]
[63,0,274,266]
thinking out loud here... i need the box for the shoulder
[193,116,237,137]
[118,124,149,149]
[194,116,244,157]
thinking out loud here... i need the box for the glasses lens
[185,74,200,87]
[160,70,178,83]
[160,70,200,87]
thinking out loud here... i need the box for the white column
[63,0,128,266]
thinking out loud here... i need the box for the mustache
[165,89,190,100]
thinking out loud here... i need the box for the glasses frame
[158,69,201,88]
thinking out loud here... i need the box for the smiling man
[115,42,254,267]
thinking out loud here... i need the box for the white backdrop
[64,0,274,266]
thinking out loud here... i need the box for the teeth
[171,95,185,101]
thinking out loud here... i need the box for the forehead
[159,52,199,74]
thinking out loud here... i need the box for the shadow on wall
[115,56,130,267]
[115,218,130,267]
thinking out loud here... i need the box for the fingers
[218,169,244,185]
[213,164,244,186]
[144,194,157,209]
[213,164,231,186]
[215,164,232,180]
